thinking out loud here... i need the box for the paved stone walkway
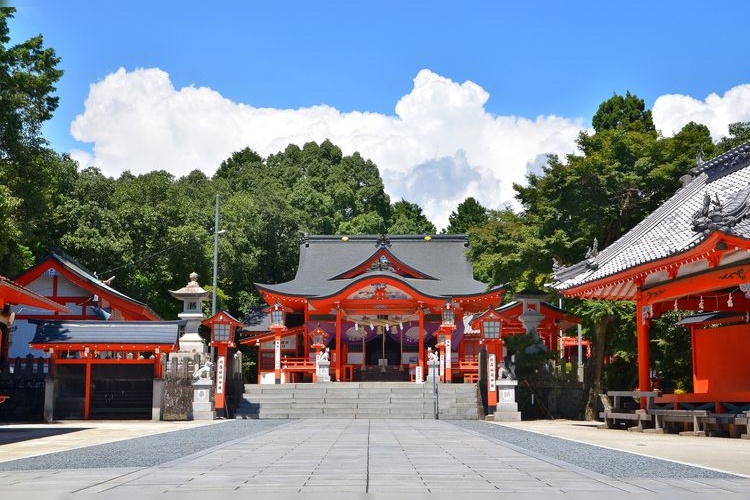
[1,419,749,495]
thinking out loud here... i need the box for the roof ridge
[692,139,750,179]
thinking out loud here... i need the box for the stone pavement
[0,418,749,496]
[493,419,750,477]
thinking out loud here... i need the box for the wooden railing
[457,356,479,383]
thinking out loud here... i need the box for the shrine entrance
[365,330,404,367]
[357,333,412,381]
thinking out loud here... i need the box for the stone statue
[319,347,330,362]
[192,360,214,381]
[427,347,439,363]
[499,361,513,380]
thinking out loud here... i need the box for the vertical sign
[439,351,445,377]
[274,339,281,370]
[445,338,452,373]
[216,355,225,395]
[488,353,497,392]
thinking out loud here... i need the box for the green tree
[0,8,64,275]
[387,200,436,235]
[591,91,655,133]
[446,196,488,234]
[469,93,712,418]
[715,122,750,155]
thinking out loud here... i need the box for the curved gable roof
[256,234,497,299]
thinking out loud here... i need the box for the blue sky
[9,1,750,229]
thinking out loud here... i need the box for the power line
[99,240,190,276]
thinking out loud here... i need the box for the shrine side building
[551,140,750,409]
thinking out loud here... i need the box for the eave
[558,232,750,302]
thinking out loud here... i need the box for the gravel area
[450,420,739,479]
[0,419,289,471]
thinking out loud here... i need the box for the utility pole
[212,194,220,316]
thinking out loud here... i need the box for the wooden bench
[733,411,750,439]
[650,392,750,437]
[648,408,709,436]
[599,391,659,430]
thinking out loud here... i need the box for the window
[214,323,230,342]
[483,321,500,339]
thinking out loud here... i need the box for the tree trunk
[583,315,613,420]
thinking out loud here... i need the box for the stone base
[497,402,519,412]
[491,411,522,422]
[317,361,331,383]
[427,362,440,384]
[192,380,214,420]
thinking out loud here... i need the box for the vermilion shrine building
[243,234,580,387]
[8,252,183,419]
[552,140,750,410]
[243,235,505,384]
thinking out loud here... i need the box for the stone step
[237,382,481,420]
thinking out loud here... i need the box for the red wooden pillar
[214,344,228,411]
[304,306,310,365]
[486,339,500,408]
[418,307,425,381]
[83,356,92,420]
[636,297,652,407]
[335,308,342,381]
[274,331,281,384]
[154,348,163,378]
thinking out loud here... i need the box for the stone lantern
[169,272,210,355]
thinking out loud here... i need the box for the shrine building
[551,140,750,410]
[11,251,183,420]
[242,234,506,384]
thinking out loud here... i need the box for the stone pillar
[192,376,215,420]
[316,348,331,383]
[152,378,164,421]
[43,377,55,423]
[493,379,522,421]
[317,360,331,383]
[427,359,440,385]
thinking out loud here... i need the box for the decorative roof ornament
[375,234,392,248]
[695,144,705,167]
[692,186,750,236]
[585,238,599,270]
[551,257,562,274]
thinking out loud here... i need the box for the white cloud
[70,68,584,230]
[652,84,750,140]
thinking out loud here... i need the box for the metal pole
[212,194,219,316]
[211,194,220,363]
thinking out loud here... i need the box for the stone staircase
[235,382,483,420]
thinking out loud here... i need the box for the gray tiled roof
[256,234,500,299]
[31,320,185,345]
[42,251,160,318]
[552,140,750,292]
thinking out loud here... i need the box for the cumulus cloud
[71,68,584,229]
[652,84,750,140]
